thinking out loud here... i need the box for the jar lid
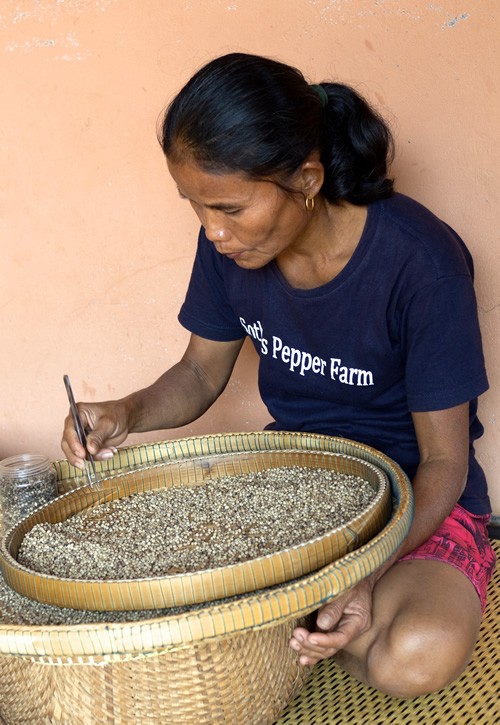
[0,454,52,479]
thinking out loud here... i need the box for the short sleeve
[403,275,488,411]
[178,228,245,341]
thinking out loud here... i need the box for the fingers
[290,626,350,666]
[316,598,345,630]
[83,405,129,456]
[61,401,128,468]
[85,426,116,457]
[290,584,373,666]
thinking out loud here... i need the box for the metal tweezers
[63,374,100,487]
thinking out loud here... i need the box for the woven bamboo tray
[1,449,390,611]
[0,432,413,725]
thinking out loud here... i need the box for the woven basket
[0,432,413,725]
[1,449,390,611]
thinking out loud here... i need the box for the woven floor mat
[275,538,499,725]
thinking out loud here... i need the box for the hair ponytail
[320,83,394,204]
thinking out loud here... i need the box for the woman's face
[167,157,313,269]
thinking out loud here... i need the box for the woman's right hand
[61,399,131,470]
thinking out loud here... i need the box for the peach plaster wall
[1,1,499,514]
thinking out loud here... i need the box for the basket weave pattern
[0,620,308,725]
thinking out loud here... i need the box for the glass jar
[0,454,58,539]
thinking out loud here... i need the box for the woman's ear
[299,150,324,199]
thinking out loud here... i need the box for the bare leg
[334,559,482,698]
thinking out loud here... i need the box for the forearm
[62,335,244,467]
[118,334,244,434]
[123,358,224,433]
[367,455,467,587]
[365,403,469,586]
[400,458,466,555]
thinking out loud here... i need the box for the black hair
[159,52,394,205]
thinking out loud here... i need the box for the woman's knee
[365,617,477,698]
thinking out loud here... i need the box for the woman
[62,53,495,698]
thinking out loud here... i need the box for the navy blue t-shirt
[178,193,490,514]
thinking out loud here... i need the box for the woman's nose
[203,212,231,244]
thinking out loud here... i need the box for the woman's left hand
[290,578,373,666]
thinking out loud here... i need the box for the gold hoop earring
[305,195,315,212]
